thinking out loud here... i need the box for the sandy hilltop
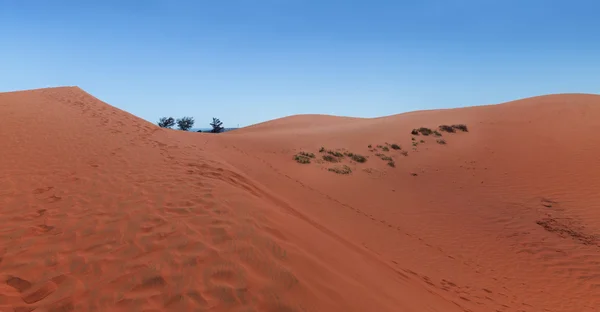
[1,86,599,311]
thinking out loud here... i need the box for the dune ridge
[1,87,599,311]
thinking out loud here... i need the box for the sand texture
[1,87,599,311]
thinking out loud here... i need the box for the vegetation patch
[375,153,393,161]
[327,150,344,158]
[452,124,468,132]
[412,127,433,136]
[319,147,326,153]
[297,151,315,158]
[387,161,396,167]
[328,165,352,175]
[350,154,367,163]
[294,155,312,164]
[390,143,401,150]
[322,155,340,162]
[438,125,455,133]
[436,139,447,145]
[400,151,408,156]
[433,130,442,137]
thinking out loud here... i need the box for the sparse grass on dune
[411,127,433,136]
[294,151,315,164]
[328,165,352,174]
[438,124,468,133]
[452,124,468,132]
[322,155,339,162]
[438,125,455,133]
[297,151,315,158]
[375,153,393,162]
[327,150,344,157]
[351,154,367,163]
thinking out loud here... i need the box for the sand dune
[1,87,599,311]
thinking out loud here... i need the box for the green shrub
[351,154,367,163]
[387,161,395,167]
[294,155,311,164]
[328,165,352,174]
[390,143,401,150]
[322,155,339,162]
[298,151,315,158]
[417,127,433,136]
[438,125,455,133]
[327,150,344,157]
[452,124,468,132]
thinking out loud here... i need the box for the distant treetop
[157,117,175,128]
[210,117,224,133]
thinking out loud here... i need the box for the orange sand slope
[1,87,599,311]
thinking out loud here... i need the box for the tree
[176,116,195,131]
[157,117,175,128]
[210,117,224,133]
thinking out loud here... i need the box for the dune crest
[1,87,599,311]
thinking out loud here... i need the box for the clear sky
[1,0,599,127]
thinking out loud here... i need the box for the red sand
[1,87,599,311]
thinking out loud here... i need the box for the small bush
[452,124,468,132]
[411,137,416,141]
[351,154,367,163]
[327,150,344,157]
[376,153,392,161]
[381,146,390,152]
[319,147,325,153]
[436,139,447,145]
[390,143,401,150]
[420,140,425,143]
[433,130,442,137]
[176,116,195,131]
[298,151,315,158]
[418,127,433,136]
[322,155,339,162]
[438,125,455,133]
[368,144,372,148]
[412,142,418,146]
[400,151,408,156]
[411,129,419,135]
[329,165,352,175]
[294,155,311,164]
[387,161,395,167]
[158,117,176,128]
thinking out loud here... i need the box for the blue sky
[1,0,599,127]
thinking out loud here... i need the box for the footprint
[6,276,32,293]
